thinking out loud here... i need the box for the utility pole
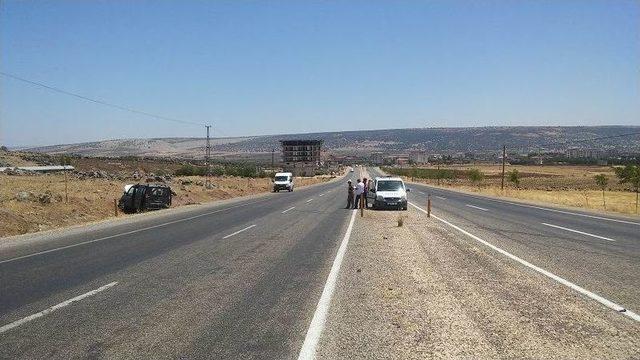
[501,145,506,191]
[205,125,211,189]
[64,163,68,203]
[61,155,69,203]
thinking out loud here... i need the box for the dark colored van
[118,184,174,214]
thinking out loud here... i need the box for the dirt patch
[0,209,32,235]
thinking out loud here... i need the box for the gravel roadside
[316,205,640,359]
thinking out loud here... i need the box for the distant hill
[27,126,640,158]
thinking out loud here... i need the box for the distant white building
[0,165,74,172]
[370,152,384,165]
[409,151,428,164]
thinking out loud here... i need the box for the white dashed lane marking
[466,204,488,211]
[222,224,256,239]
[542,223,616,242]
[0,282,118,334]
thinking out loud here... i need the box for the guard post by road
[427,194,431,218]
[360,195,365,217]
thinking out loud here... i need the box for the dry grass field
[0,173,334,238]
[396,164,639,216]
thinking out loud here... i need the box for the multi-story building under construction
[280,139,323,176]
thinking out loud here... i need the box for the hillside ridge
[26,126,640,158]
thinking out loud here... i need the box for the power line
[0,71,206,127]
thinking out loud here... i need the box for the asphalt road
[369,167,640,317]
[0,173,356,359]
[2,167,639,359]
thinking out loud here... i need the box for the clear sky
[1,0,638,146]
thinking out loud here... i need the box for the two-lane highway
[368,167,640,320]
[3,166,638,359]
[0,174,356,359]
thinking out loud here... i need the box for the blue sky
[1,0,638,146]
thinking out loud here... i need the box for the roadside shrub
[468,168,484,186]
[211,166,224,176]
[508,169,521,188]
[614,164,640,213]
[175,164,205,176]
[594,174,608,209]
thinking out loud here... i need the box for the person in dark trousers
[362,177,368,208]
[346,180,354,209]
[353,178,364,209]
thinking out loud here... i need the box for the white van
[273,172,294,192]
[367,176,409,210]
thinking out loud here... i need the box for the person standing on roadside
[346,180,354,209]
[362,177,369,208]
[353,178,365,209]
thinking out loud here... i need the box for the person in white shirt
[353,178,365,209]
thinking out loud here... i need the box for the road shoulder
[316,206,640,359]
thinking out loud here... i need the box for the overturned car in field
[118,184,175,214]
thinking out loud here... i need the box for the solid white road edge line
[0,200,263,265]
[319,194,325,197]
[306,199,314,203]
[222,224,257,239]
[298,210,358,360]
[435,196,447,200]
[0,282,118,334]
[466,204,489,211]
[409,202,640,323]
[541,223,616,242]
[282,207,296,214]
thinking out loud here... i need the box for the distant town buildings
[566,148,612,159]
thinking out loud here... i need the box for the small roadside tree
[594,174,608,209]
[614,165,640,214]
[468,168,484,187]
[508,169,521,189]
[60,154,72,166]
